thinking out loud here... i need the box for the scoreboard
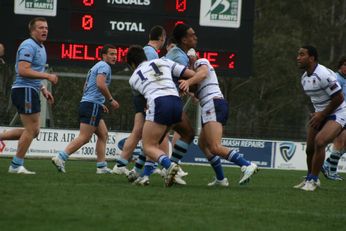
[1,0,254,77]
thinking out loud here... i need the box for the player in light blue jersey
[165,23,197,67]
[143,25,166,60]
[161,24,200,185]
[0,17,58,174]
[126,45,196,186]
[295,46,346,191]
[112,25,167,177]
[52,44,120,174]
[322,56,346,181]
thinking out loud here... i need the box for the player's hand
[178,79,189,92]
[110,100,120,110]
[41,88,54,104]
[47,74,58,85]
[309,112,326,129]
[102,104,109,113]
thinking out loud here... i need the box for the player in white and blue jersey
[52,44,120,174]
[112,26,167,178]
[0,17,58,174]
[179,54,259,186]
[322,56,346,181]
[294,45,346,191]
[126,45,196,187]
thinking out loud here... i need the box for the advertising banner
[2,126,345,173]
[273,141,346,173]
[14,0,57,16]
[273,141,307,170]
[182,137,274,168]
[0,127,123,160]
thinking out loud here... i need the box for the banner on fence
[1,126,345,172]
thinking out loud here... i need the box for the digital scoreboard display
[1,0,254,77]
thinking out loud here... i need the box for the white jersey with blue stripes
[193,58,224,106]
[129,58,186,104]
[301,64,346,112]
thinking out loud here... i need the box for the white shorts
[201,98,228,126]
[332,108,346,128]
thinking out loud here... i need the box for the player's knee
[33,127,40,138]
[208,144,222,155]
[98,132,108,142]
[180,130,194,143]
[314,136,328,149]
[306,146,314,156]
[131,127,143,140]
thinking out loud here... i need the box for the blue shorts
[11,87,40,114]
[201,98,229,126]
[146,95,183,126]
[133,95,146,114]
[79,101,102,127]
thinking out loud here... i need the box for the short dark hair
[172,23,191,45]
[100,44,116,56]
[337,56,346,69]
[28,17,47,32]
[149,25,165,41]
[126,45,147,67]
[301,45,318,62]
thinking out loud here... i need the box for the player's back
[129,58,185,103]
[143,45,159,61]
[81,60,111,104]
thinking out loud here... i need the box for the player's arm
[179,65,208,92]
[186,64,208,85]
[18,61,58,84]
[96,74,120,109]
[320,91,344,117]
[309,91,344,129]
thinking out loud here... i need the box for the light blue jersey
[165,46,189,67]
[336,72,346,97]
[12,38,47,92]
[81,61,112,105]
[143,45,159,60]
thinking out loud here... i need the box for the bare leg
[142,121,168,161]
[0,128,25,140]
[95,119,108,162]
[305,126,318,173]
[201,121,230,158]
[312,121,341,176]
[15,113,40,159]
[64,123,96,155]
[120,112,144,160]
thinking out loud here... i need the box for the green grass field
[0,159,345,231]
